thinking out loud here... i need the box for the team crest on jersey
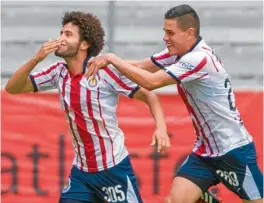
[87,76,98,87]
[62,178,71,193]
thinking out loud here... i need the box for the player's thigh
[164,176,202,203]
[95,156,143,203]
[165,153,219,203]
[212,142,263,201]
[59,167,100,203]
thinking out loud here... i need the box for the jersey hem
[193,140,253,157]
[73,150,129,172]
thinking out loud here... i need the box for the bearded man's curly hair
[62,11,105,56]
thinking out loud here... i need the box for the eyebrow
[163,28,174,32]
[60,30,73,34]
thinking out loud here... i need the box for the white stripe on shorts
[243,165,261,200]
[126,176,139,203]
[180,156,189,168]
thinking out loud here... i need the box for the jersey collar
[64,55,92,76]
[82,55,92,74]
[175,36,203,62]
[188,36,202,53]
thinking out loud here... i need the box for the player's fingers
[43,42,61,52]
[87,63,96,78]
[84,60,94,79]
[158,136,169,154]
[47,39,60,43]
[83,71,89,79]
[46,40,62,48]
[92,67,99,78]
[45,46,59,55]
[44,44,60,54]
[161,136,166,148]
[161,139,167,154]
[150,135,156,146]
[90,63,97,78]
[163,136,169,148]
[167,137,171,148]
[157,137,162,152]
[160,149,165,155]
[86,64,94,78]
[44,39,60,46]
[164,137,171,152]
[45,44,60,52]
[161,148,167,155]
[87,58,95,67]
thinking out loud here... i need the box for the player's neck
[64,54,87,76]
[184,38,197,55]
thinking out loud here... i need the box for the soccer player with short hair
[5,11,170,203]
[86,4,263,203]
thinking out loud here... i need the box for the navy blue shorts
[177,142,263,200]
[60,156,143,203]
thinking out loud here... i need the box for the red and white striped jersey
[151,37,253,157]
[30,58,139,172]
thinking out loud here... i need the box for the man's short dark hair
[62,11,105,56]
[165,4,200,38]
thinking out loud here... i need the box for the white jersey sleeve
[151,48,178,68]
[29,62,65,91]
[102,65,140,98]
[164,52,208,83]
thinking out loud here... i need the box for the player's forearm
[124,60,141,67]
[108,54,157,90]
[125,58,159,73]
[5,57,39,94]
[145,92,167,131]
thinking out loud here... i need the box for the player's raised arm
[124,57,161,73]
[5,39,62,94]
[125,47,178,73]
[86,53,177,91]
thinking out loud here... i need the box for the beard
[55,42,80,58]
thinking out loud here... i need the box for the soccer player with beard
[5,11,170,203]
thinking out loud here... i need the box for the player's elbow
[5,84,20,94]
[144,83,155,91]
[5,84,13,94]
[144,80,160,91]
[5,87,18,94]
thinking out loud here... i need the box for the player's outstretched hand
[85,54,112,79]
[151,129,171,154]
[34,39,62,63]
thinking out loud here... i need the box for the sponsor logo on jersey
[118,72,123,79]
[178,61,194,70]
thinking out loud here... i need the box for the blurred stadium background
[1,1,263,203]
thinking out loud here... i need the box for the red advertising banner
[1,91,263,203]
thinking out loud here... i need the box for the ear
[186,28,195,39]
[80,41,90,51]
